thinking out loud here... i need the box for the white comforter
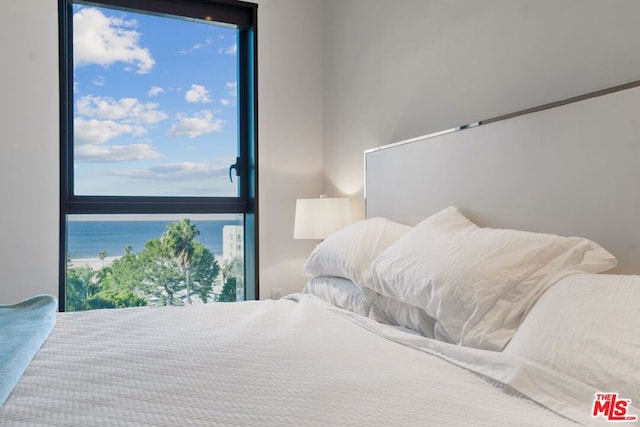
[0,295,601,426]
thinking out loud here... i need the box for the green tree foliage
[65,220,221,311]
[87,289,147,309]
[218,277,237,302]
[163,219,199,304]
[191,243,218,303]
[65,258,98,311]
[135,238,182,306]
[100,247,144,292]
[218,257,244,302]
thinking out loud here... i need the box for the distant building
[221,225,244,302]
[222,225,243,263]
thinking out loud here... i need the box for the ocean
[67,220,240,259]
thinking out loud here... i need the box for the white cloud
[93,76,106,86]
[194,38,213,50]
[97,160,234,196]
[78,155,235,194]
[73,7,155,74]
[219,82,237,106]
[74,95,168,163]
[225,43,237,55]
[74,117,158,163]
[77,95,167,124]
[106,160,229,181]
[188,37,213,52]
[149,162,227,180]
[181,37,214,54]
[74,118,138,146]
[75,143,162,163]
[148,86,164,97]
[166,110,223,138]
[225,81,237,97]
[185,84,212,104]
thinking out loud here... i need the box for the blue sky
[72,4,239,197]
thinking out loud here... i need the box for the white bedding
[0,295,608,426]
[302,276,370,316]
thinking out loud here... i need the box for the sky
[72,4,239,197]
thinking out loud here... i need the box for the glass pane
[66,214,245,311]
[72,4,239,197]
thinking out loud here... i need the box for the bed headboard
[365,83,640,274]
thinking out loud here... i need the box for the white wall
[0,0,323,303]
[323,0,640,198]
[0,2,59,303]
[256,0,324,297]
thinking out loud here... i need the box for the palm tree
[163,219,200,304]
[98,250,107,268]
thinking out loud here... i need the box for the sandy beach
[70,256,119,270]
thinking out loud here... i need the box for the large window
[59,0,257,311]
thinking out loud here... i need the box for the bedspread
[0,295,605,426]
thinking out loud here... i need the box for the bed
[2,83,640,426]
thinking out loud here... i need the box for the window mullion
[66,197,247,215]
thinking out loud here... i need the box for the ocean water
[67,220,240,259]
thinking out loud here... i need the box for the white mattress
[0,295,595,426]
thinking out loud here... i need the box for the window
[59,0,257,311]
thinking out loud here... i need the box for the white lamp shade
[294,197,352,239]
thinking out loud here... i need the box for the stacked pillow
[303,217,412,285]
[302,276,370,317]
[302,217,436,336]
[302,207,617,350]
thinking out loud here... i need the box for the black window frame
[58,0,258,311]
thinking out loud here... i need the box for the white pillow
[303,276,370,316]
[505,273,640,405]
[364,289,436,338]
[362,207,617,351]
[303,217,411,286]
[303,277,436,337]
